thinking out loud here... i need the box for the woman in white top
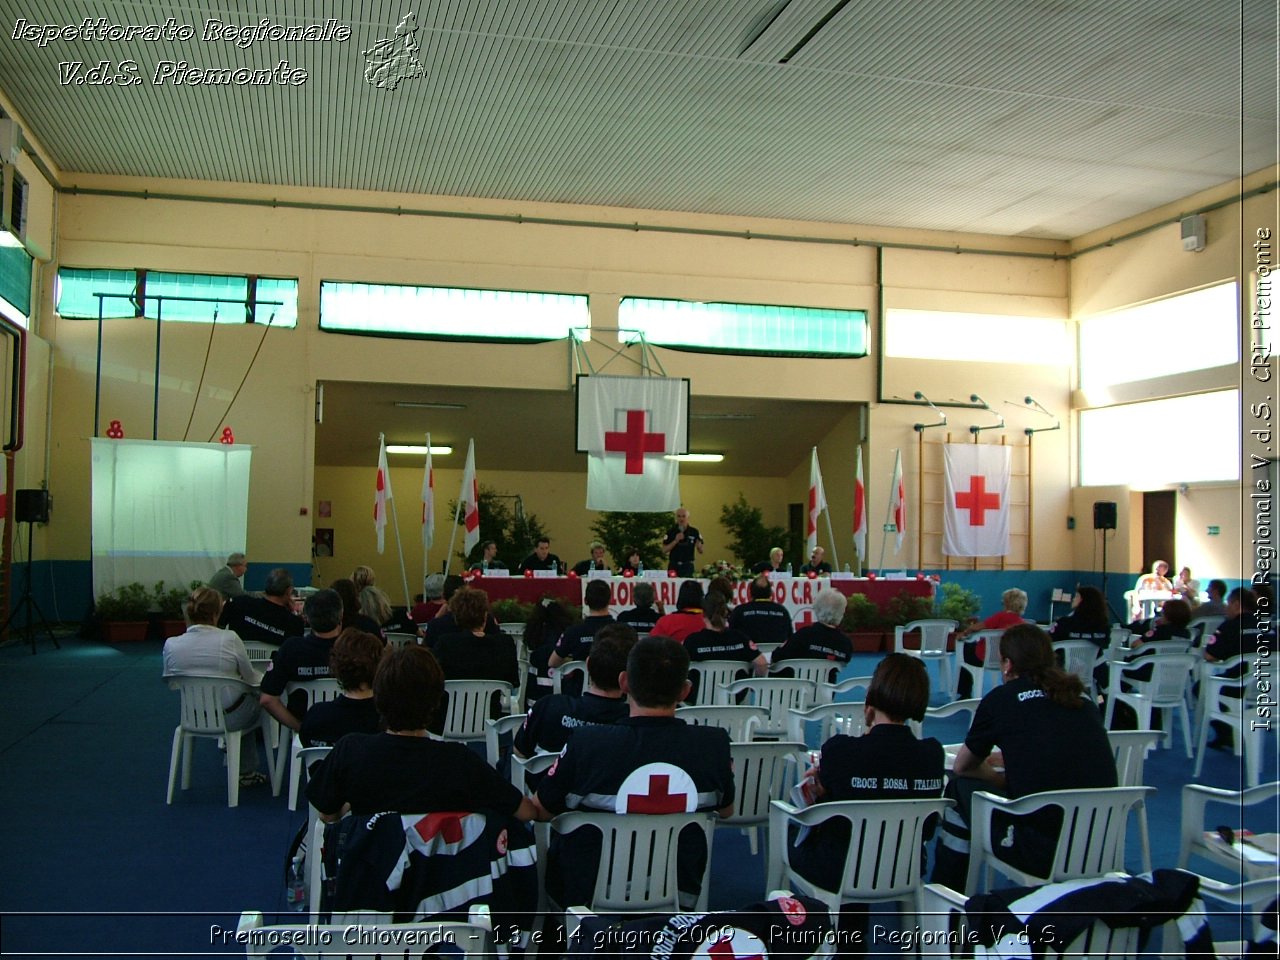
[161,587,267,786]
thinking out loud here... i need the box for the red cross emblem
[626,774,688,814]
[604,409,665,474]
[955,475,1000,526]
[413,811,465,844]
[698,931,765,960]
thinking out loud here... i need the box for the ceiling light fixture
[387,444,453,456]
[664,453,724,463]
[393,401,467,410]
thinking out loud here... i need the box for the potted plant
[936,582,982,625]
[491,599,534,640]
[840,591,889,653]
[884,590,943,651]
[153,581,193,639]
[95,582,152,643]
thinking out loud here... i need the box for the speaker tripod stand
[3,520,59,654]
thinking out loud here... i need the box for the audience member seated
[799,546,833,576]
[771,589,851,683]
[331,578,384,639]
[207,551,247,599]
[219,567,304,646]
[651,581,707,643]
[258,588,345,731]
[307,645,536,821]
[617,580,661,631]
[1173,566,1199,604]
[571,541,610,576]
[163,587,267,787]
[933,625,1116,890]
[957,588,1030,697]
[751,547,787,575]
[431,587,520,689]
[299,629,384,748]
[618,545,645,576]
[351,564,376,594]
[519,537,563,575]
[532,636,734,906]
[514,624,635,757]
[1191,578,1229,620]
[470,540,508,572]
[684,592,767,699]
[424,575,500,646]
[411,573,446,623]
[1098,598,1193,712]
[789,654,944,941]
[1202,588,1260,751]
[706,576,736,607]
[730,575,794,647]
[549,579,615,670]
[523,596,576,705]
[1046,585,1110,649]
[358,585,396,637]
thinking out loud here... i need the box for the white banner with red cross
[576,375,689,512]
[942,443,1011,557]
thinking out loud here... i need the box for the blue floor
[0,640,1272,958]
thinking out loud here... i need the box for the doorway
[1141,490,1176,575]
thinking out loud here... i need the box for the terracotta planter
[159,620,187,638]
[848,630,887,653]
[101,621,149,643]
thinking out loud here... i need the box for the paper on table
[1207,831,1279,863]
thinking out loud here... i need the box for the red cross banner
[942,443,1011,557]
[577,375,689,512]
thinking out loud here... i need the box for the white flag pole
[443,496,462,578]
[823,508,840,572]
[876,449,901,572]
[381,434,412,609]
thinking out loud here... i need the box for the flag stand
[876,448,902,573]
[443,498,462,578]
[822,509,840,572]
[378,433,413,609]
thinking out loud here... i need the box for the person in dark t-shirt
[684,592,766,700]
[514,624,635,758]
[219,567,304,645]
[259,589,344,731]
[618,581,661,631]
[771,588,851,682]
[661,508,703,577]
[300,629,384,748]
[729,576,793,647]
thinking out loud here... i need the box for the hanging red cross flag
[942,443,1011,557]
[577,375,689,512]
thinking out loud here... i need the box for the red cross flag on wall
[577,375,689,511]
[942,443,1012,557]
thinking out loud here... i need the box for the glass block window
[618,298,867,357]
[320,282,588,341]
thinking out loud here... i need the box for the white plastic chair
[286,739,338,812]
[1193,657,1274,787]
[954,629,1003,699]
[484,713,526,768]
[1178,782,1280,881]
[720,678,817,738]
[770,658,843,699]
[547,810,717,912]
[1103,652,1197,756]
[499,622,526,642]
[786,701,867,746]
[1190,615,1225,648]
[919,881,1151,959]
[966,785,1153,894]
[894,619,957,697]
[687,660,750,706]
[1107,729,1161,871]
[827,674,873,700]
[274,678,343,798]
[1053,639,1101,697]
[242,642,276,673]
[550,659,588,695]
[237,905,498,958]
[767,797,951,931]
[384,631,416,650]
[1191,873,1280,958]
[510,751,559,794]
[165,676,273,808]
[722,740,806,855]
[675,704,767,741]
[441,679,513,745]
[909,698,981,763]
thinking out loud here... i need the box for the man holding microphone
[661,507,704,577]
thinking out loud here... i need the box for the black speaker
[15,488,50,524]
[1093,500,1117,530]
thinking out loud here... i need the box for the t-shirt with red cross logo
[535,714,733,905]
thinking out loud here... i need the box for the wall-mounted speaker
[1093,500,1117,531]
[14,488,50,524]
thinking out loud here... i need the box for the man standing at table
[661,508,703,577]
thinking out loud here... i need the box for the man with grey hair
[219,567,304,646]
[208,552,247,599]
[771,587,852,680]
[572,541,609,576]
